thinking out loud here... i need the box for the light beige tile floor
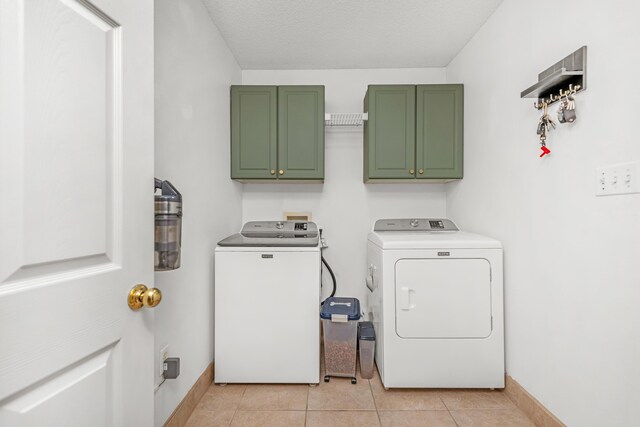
[185,367,535,427]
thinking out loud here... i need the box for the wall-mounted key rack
[523,46,586,158]
[521,46,587,108]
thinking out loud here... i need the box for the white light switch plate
[596,161,640,196]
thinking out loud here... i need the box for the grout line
[437,390,460,427]
[228,408,237,427]
[440,393,452,411]
[237,384,248,412]
[369,367,382,426]
[228,384,248,425]
[305,382,310,426]
[450,409,461,427]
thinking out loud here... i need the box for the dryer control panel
[373,218,459,232]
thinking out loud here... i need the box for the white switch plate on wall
[596,161,640,196]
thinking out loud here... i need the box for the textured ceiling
[202,0,504,69]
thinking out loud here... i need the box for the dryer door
[395,258,492,338]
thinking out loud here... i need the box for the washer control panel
[374,218,459,232]
[429,220,445,229]
[241,221,317,236]
[294,222,308,231]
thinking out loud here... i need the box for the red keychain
[536,101,554,158]
[540,145,551,157]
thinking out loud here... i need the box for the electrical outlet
[596,161,640,196]
[319,227,328,249]
[159,344,169,377]
[163,357,180,379]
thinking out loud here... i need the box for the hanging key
[536,102,552,158]
[537,108,553,135]
[537,120,546,135]
[545,114,556,130]
[539,133,550,157]
[557,99,567,123]
[563,95,576,123]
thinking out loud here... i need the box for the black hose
[321,255,336,304]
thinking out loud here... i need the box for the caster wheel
[324,376,330,382]
[351,378,357,384]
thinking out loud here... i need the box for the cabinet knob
[270,170,275,175]
[409,169,415,175]
[418,169,424,174]
[279,169,284,175]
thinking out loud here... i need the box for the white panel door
[395,259,492,338]
[0,0,154,425]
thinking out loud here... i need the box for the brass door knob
[418,169,424,174]
[409,169,415,175]
[270,170,275,175]
[128,284,162,310]
[279,169,284,175]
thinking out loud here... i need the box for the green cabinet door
[364,85,416,180]
[277,86,324,180]
[416,84,463,179]
[230,86,277,179]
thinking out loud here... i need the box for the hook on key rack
[533,84,581,110]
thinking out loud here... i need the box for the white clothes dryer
[366,218,504,389]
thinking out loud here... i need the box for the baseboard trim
[503,375,565,427]
[163,363,214,427]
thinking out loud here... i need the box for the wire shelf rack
[324,113,368,127]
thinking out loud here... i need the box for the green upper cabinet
[364,85,416,179]
[278,86,324,180]
[364,84,463,182]
[231,86,277,180]
[230,85,324,181]
[416,85,463,180]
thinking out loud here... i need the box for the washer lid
[217,220,319,247]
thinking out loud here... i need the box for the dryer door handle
[399,287,414,310]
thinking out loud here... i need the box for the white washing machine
[367,218,504,389]
[215,221,320,384]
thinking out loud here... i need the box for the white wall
[154,0,242,425]
[241,69,448,310]
[445,1,640,425]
